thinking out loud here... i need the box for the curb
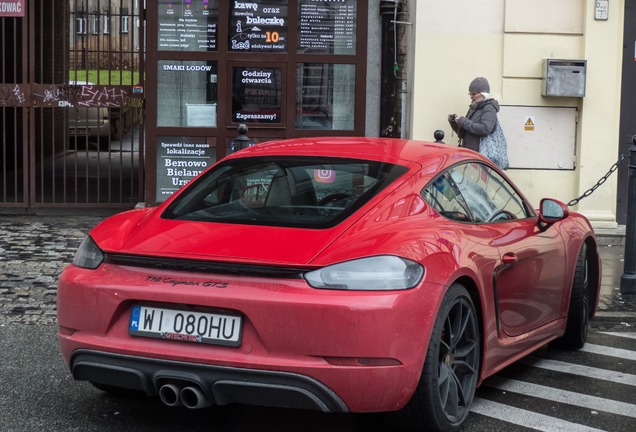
[594,311,636,320]
[592,311,636,329]
[596,236,625,247]
[595,226,626,247]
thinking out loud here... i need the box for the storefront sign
[0,0,24,17]
[158,0,218,51]
[229,1,288,52]
[156,136,214,201]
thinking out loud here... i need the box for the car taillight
[72,236,105,269]
[304,256,424,291]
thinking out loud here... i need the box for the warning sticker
[524,116,536,131]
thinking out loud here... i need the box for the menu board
[298,0,356,55]
[229,1,288,52]
[158,0,218,51]
[156,136,214,201]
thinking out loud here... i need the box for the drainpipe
[380,0,411,138]
[400,80,408,139]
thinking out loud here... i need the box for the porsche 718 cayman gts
[57,137,601,431]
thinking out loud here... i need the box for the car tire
[398,283,480,432]
[554,243,590,350]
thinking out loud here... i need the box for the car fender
[554,213,601,320]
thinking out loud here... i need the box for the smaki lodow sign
[0,0,24,17]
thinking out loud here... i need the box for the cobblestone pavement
[0,216,102,325]
[1,216,635,326]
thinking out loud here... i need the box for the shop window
[296,63,355,130]
[158,0,218,51]
[297,0,356,55]
[232,66,283,124]
[229,1,288,52]
[157,60,218,128]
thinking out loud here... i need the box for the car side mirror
[539,198,569,225]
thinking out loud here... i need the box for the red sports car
[57,137,601,432]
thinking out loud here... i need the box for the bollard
[230,124,254,153]
[434,130,445,143]
[620,135,636,294]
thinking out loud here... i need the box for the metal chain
[567,154,628,207]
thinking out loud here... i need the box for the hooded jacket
[450,98,500,152]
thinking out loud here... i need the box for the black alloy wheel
[555,243,590,349]
[399,283,481,432]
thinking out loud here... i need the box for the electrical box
[542,59,587,97]
[499,105,578,170]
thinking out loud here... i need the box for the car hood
[90,207,354,266]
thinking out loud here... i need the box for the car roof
[228,136,482,168]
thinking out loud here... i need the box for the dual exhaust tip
[158,383,212,409]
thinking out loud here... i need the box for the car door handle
[502,253,517,264]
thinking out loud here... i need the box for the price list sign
[229,1,288,52]
[158,0,219,51]
[298,0,356,55]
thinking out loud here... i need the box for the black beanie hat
[469,77,490,93]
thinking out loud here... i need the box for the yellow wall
[410,0,624,228]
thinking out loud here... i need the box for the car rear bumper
[57,263,445,412]
[70,349,348,412]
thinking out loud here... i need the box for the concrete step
[595,225,626,246]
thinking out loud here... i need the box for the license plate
[129,305,242,347]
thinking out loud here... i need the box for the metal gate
[0,0,144,212]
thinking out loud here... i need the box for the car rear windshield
[162,156,409,228]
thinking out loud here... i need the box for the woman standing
[448,77,500,152]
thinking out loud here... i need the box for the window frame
[102,14,110,34]
[121,7,130,34]
[75,16,87,35]
[90,12,99,35]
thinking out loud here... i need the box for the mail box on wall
[542,59,587,97]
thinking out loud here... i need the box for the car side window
[422,162,532,223]
[449,163,531,223]
[421,172,473,222]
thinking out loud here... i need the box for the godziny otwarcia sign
[0,0,24,17]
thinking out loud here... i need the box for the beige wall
[410,0,624,228]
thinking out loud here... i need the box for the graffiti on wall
[0,84,28,106]
[0,83,144,111]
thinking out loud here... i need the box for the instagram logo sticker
[314,169,336,183]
